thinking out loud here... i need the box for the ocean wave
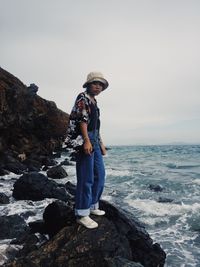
[192,179,200,185]
[124,198,200,218]
[166,163,200,169]
[106,168,132,177]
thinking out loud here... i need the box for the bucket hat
[82,72,109,90]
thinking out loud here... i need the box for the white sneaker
[77,216,98,229]
[90,209,105,216]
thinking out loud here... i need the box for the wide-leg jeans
[75,132,105,217]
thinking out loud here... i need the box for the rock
[41,156,57,167]
[47,165,68,179]
[17,153,26,162]
[0,67,69,160]
[27,83,38,95]
[157,197,173,203]
[43,200,75,237]
[0,168,9,176]
[148,184,164,192]
[105,256,144,266]
[0,215,28,240]
[23,158,42,172]
[12,172,70,201]
[99,200,166,267]
[60,158,74,166]
[4,162,27,175]
[51,152,61,158]
[28,220,47,234]
[4,200,166,267]
[65,181,76,196]
[0,192,9,204]
[10,231,48,262]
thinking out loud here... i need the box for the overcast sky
[1,0,200,145]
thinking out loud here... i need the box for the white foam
[0,243,22,266]
[0,198,55,221]
[106,168,132,177]
[124,198,200,217]
[192,179,200,185]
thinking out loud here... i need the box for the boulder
[60,158,74,166]
[65,181,76,196]
[157,197,173,203]
[0,215,28,240]
[47,165,68,179]
[4,200,166,267]
[12,172,70,201]
[0,192,9,204]
[43,200,75,237]
[148,184,164,192]
[0,167,10,176]
[23,158,42,172]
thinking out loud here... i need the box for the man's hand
[100,143,107,155]
[83,139,93,155]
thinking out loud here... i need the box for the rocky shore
[0,68,166,266]
[0,67,69,175]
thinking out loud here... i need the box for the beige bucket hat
[82,72,109,90]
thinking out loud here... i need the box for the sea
[0,145,200,266]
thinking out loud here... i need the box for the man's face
[88,81,104,96]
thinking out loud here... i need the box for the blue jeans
[75,131,105,217]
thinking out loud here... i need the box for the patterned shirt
[66,91,100,150]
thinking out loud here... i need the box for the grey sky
[1,0,200,145]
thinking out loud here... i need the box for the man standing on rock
[66,72,108,229]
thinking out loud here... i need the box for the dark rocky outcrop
[0,67,69,172]
[46,165,68,179]
[12,172,70,201]
[5,200,166,267]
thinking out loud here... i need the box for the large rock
[0,215,28,240]
[47,165,68,179]
[0,67,69,162]
[0,192,9,204]
[8,200,166,267]
[12,172,70,201]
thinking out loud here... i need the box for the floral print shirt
[65,91,100,150]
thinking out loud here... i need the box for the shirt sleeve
[74,94,90,123]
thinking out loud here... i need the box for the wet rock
[65,181,76,196]
[60,158,74,166]
[47,165,68,179]
[52,152,61,158]
[0,168,10,176]
[43,200,75,237]
[23,158,42,172]
[2,152,27,174]
[0,192,9,204]
[0,215,28,239]
[28,220,47,235]
[12,172,70,201]
[11,231,48,261]
[157,197,174,203]
[41,156,57,167]
[5,162,27,175]
[148,184,164,192]
[105,256,144,266]
[4,200,166,267]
